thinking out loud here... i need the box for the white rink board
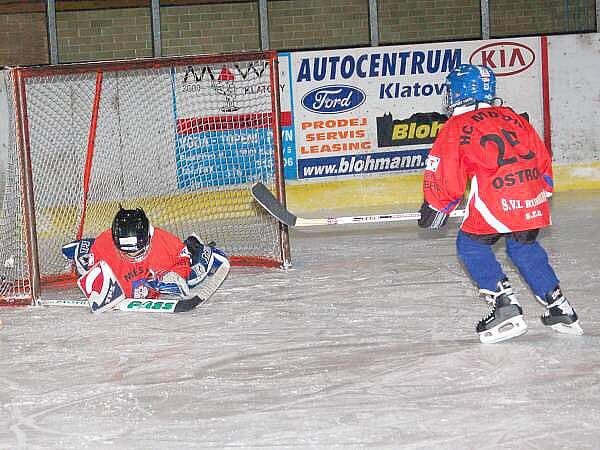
[548,33,600,163]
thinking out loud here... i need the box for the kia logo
[301,85,365,114]
[469,42,535,76]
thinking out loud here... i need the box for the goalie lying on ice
[62,207,230,312]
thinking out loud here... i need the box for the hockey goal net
[0,51,289,306]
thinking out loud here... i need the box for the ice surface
[1,191,600,449]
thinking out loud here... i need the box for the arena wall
[283,32,600,214]
[0,33,598,216]
[546,33,600,191]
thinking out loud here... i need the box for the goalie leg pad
[183,234,230,299]
[189,252,230,300]
[185,235,228,284]
[77,261,126,313]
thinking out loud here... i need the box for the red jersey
[423,106,553,234]
[88,227,191,298]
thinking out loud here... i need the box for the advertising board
[280,38,543,181]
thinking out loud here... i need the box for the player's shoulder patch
[425,155,440,172]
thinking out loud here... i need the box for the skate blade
[549,321,584,336]
[479,316,528,344]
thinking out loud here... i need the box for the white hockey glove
[144,270,190,297]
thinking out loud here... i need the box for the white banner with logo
[279,37,543,181]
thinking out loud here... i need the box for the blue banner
[175,129,274,188]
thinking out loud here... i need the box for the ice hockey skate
[540,287,583,335]
[476,279,528,344]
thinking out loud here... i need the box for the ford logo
[469,41,535,76]
[301,85,365,114]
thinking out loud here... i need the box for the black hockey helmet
[111,207,150,254]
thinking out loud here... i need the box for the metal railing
[1,0,598,65]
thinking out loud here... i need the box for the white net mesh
[0,53,287,304]
[0,71,30,303]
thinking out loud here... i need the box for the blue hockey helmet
[444,64,496,112]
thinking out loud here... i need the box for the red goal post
[0,51,290,306]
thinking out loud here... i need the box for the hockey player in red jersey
[418,64,583,343]
[88,207,191,299]
[63,207,230,310]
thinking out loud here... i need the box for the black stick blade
[173,296,204,312]
[251,182,297,227]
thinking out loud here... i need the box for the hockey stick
[38,296,205,313]
[251,182,465,227]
